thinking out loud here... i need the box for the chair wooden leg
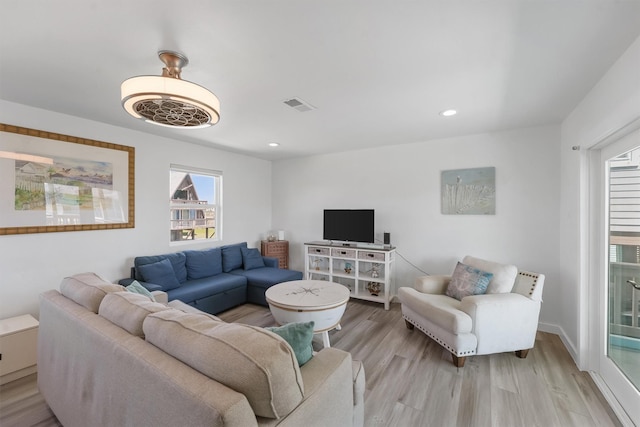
[515,349,530,359]
[404,319,414,330]
[452,354,466,368]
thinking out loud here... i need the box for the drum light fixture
[121,51,220,129]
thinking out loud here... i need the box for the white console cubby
[304,242,396,310]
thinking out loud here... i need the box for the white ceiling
[1,1,640,161]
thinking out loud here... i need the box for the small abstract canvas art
[441,167,495,215]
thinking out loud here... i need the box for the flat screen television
[323,209,374,243]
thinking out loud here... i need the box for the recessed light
[268,142,280,147]
[440,109,457,117]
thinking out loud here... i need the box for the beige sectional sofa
[38,273,365,427]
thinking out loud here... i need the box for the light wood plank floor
[218,300,621,427]
[0,300,620,427]
[0,374,61,427]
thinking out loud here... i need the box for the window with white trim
[169,165,221,242]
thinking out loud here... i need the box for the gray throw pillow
[445,262,493,301]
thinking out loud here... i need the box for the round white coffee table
[265,280,350,348]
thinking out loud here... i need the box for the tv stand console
[304,241,396,310]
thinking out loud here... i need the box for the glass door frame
[588,123,640,426]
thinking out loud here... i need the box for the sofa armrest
[271,348,358,427]
[460,293,541,353]
[118,277,135,286]
[136,281,164,292]
[117,279,168,303]
[151,291,168,304]
[119,278,165,292]
[414,275,451,294]
[262,256,279,268]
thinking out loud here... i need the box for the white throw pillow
[462,256,517,294]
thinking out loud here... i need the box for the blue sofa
[119,242,303,314]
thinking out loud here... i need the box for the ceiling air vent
[283,97,316,112]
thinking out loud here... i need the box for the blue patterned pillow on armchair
[445,262,493,300]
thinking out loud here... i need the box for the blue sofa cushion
[262,257,279,268]
[231,267,303,289]
[222,242,247,272]
[167,273,247,303]
[135,252,188,284]
[242,247,265,270]
[136,258,181,291]
[184,247,223,279]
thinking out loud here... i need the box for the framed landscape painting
[441,167,495,215]
[0,124,135,235]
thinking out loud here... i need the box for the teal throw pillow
[445,262,493,301]
[137,258,181,291]
[266,321,315,366]
[242,247,265,270]
[126,280,156,302]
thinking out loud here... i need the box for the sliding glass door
[601,128,640,424]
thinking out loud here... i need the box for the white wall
[271,125,562,327]
[561,35,640,367]
[0,100,272,319]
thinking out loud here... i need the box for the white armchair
[398,256,545,367]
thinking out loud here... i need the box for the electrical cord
[374,238,430,275]
[396,251,431,276]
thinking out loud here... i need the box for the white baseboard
[0,365,36,385]
[538,321,579,364]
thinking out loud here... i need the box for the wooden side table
[0,314,39,385]
[261,240,289,269]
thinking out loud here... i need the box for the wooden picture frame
[0,124,134,235]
